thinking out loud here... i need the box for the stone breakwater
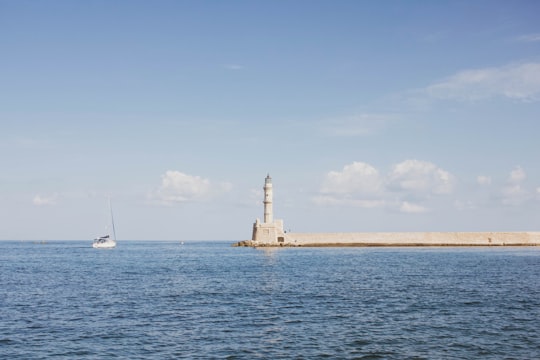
[233,231,540,247]
[241,176,540,248]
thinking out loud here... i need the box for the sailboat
[93,199,117,249]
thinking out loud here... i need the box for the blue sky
[1,0,540,240]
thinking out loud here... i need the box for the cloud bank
[314,159,455,213]
[153,171,231,204]
[425,62,540,102]
[386,159,454,195]
[315,161,539,214]
[501,166,529,206]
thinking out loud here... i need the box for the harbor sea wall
[235,231,540,247]
[237,176,540,248]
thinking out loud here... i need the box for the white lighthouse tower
[252,174,286,244]
[263,174,273,224]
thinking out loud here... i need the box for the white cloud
[387,159,455,194]
[33,194,58,206]
[153,171,231,204]
[315,159,454,212]
[501,167,528,206]
[509,166,526,183]
[467,167,537,208]
[501,184,527,206]
[320,162,382,195]
[400,201,428,214]
[477,175,492,186]
[425,62,540,102]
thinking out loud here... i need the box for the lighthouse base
[251,218,286,244]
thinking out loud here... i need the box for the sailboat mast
[109,198,117,241]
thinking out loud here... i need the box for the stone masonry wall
[281,232,540,246]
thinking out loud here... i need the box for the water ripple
[1,242,539,359]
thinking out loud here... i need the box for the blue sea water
[1,241,539,359]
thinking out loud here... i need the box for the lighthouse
[263,174,273,223]
[251,174,286,244]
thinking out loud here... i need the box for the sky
[1,0,540,240]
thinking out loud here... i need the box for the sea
[1,241,539,359]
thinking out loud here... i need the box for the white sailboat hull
[92,239,116,248]
[93,198,118,249]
